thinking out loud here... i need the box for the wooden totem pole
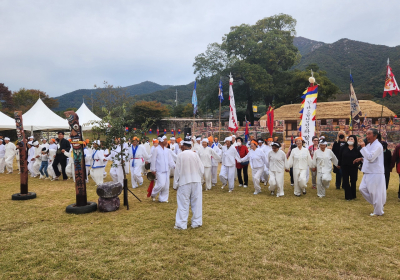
[12,111,36,200]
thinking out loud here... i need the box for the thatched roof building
[260,100,395,123]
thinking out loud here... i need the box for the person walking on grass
[39,147,49,180]
[311,139,338,198]
[52,132,71,181]
[358,128,386,216]
[308,136,319,189]
[332,131,347,189]
[267,142,286,197]
[197,138,221,191]
[235,137,249,188]
[173,137,204,230]
[219,136,242,193]
[286,137,313,197]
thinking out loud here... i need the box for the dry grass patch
[1,162,400,279]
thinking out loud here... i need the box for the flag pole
[218,97,221,141]
[379,104,383,134]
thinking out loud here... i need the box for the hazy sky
[1,0,399,97]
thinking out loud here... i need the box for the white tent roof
[75,102,102,131]
[0,111,16,131]
[22,98,69,131]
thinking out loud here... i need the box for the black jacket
[56,138,71,157]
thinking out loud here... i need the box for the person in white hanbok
[27,141,35,175]
[173,139,204,230]
[150,135,176,202]
[237,140,269,195]
[83,144,92,183]
[4,137,16,174]
[267,142,287,197]
[311,140,338,198]
[261,138,273,185]
[47,148,57,180]
[0,139,5,173]
[150,139,159,157]
[32,141,42,178]
[220,137,242,192]
[358,129,386,216]
[128,137,150,188]
[192,136,201,153]
[105,139,126,187]
[286,137,313,196]
[197,138,221,190]
[210,138,222,187]
[90,140,107,186]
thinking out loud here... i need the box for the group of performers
[1,127,399,228]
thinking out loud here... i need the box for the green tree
[12,88,59,113]
[129,100,169,126]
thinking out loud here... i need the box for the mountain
[137,82,195,106]
[293,37,400,115]
[54,81,171,111]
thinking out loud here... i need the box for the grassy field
[1,162,399,280]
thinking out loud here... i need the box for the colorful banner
[383,58,399,98]
[228,76,238,133]
[299,85,318,147]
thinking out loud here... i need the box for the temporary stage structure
[0,111,16,131]
[75,102,102,131]
[22,98,69,131]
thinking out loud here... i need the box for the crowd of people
[1,128,399,229]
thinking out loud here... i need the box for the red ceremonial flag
[266,106,274,137]
[383,58,400,97]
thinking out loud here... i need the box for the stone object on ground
[97,181,123,212]
[98,196,120,212]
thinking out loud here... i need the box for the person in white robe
[4,137,16,174]
[15,148,20,173]
[197,138,221,191]
[0,139,5,173]
[84,145,92,183]
[128,137,150,188]
[173,139,204,229]
[192,136,201,153]
[105,139,126,187]
[210,138,222,187]
[311,140,338,198]
[267,142,287,197]
[358,128,386,216]
[65,149,74,181]
[143,140,151,155]
[91,140,107,186]
[32,141,42,178]
[286,137,313,196]
[150,139,159,157]
[47,148,57,180]
[27,141,35,175]
[237,140,268,195]
[150,135,175,202]
[122,138,130,175]
[220,137,242,193]
[261,138,273,185]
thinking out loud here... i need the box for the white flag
[228,76,238,133]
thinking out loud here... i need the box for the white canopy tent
[75,102,102,131]
[0,111,16,131]
[22,98,69,131]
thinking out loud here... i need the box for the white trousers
[219,165,236,190]
[32,160,41,177]
[151,171,170,202]
[47,162,56,179]
[29,160,38,177]
[5,156,14,172]
[110,166,124,187]
[203,167,212,190]
[85,166,90,182]
[293,168,307,195]
[130,164,144,188]
[66,162,75,181]
[268,171,285,197]
[211,165,218,184]
[359,173,386,216]
[252,167,264,193]
[91,168,105,186]
[316,172,331,197]
[175,182,202,229]
[0,158,5,173]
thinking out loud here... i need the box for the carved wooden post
[12,111,36,200]
[64,111,97,214]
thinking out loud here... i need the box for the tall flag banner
[383,58,400,97]
[192,80,198,115]
[244,120,249,142]
[218,79,224,103]
[228,74,239,133]
[266,106,274,137]
[349,76,362,125]
[299,84,318,147]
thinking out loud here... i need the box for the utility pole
[175,89,178,107]
[91,91,93,111]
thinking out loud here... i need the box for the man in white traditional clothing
[32,141,42,178]
[311,139,338,198]
[0,139,5,173]
[47,148,57,180]
[210,137,222,187]
[90,140,107,186]
[261,138,273,185]
[358,128,386,216]
[286,137,313,196]
[197,138,221,191]
[105,138,126,187]
[267,142,287,197]
[150,134,175,202]
[4,137,16,174]
[150,139,159,157]
[220,136,241,193]
[192,136,201,153]
[83,142,92,183]
[237,140,268,195]
[173,138,205,230]
[27,141,35,175]
[170,137,179,155]
[128,136,150,189]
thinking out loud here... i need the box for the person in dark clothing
[381,141,392,190]
[286,143,297,186]
[52,131,71,180]
[235,137,249,188]
[332,131,347,189]
[338,135,362,200]
[391,143,400,200]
